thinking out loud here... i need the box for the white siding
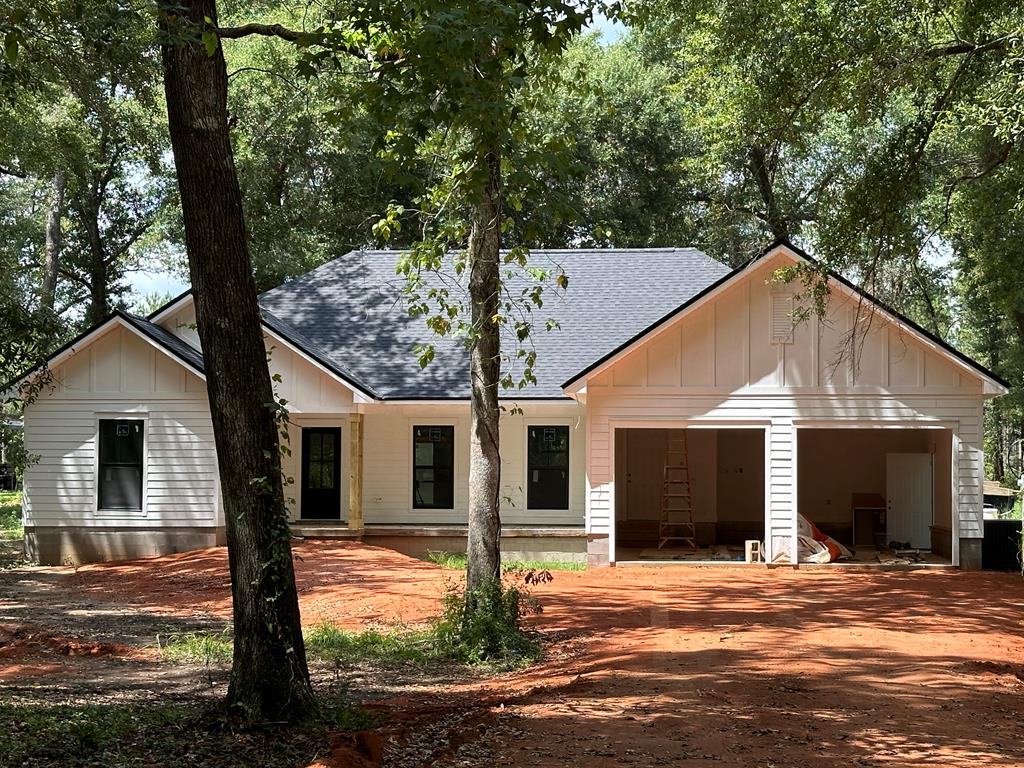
[159,297,358,415]
[582,253,992,562]
[23,325,217,529]
[361,403,585,526]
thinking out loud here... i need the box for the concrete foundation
[586,534,610,568]
[293,524,590,564]
[959,537,983,571]
[24,526,226,566]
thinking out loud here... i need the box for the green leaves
[3,31,19,63]
[201,29,218,56]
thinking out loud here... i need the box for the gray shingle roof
[258,248,731,399]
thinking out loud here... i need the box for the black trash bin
[982,519,1022,571]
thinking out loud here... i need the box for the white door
[886,453,933,548]
[626,429,669,520]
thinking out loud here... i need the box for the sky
[127,13,628,306]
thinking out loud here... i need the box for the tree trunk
[39,169,65,315]
[747,143,789,240]
[465,147,503,594]
[82,192,110,324]
[159,0,315,721]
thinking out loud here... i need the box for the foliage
[425,550,585,572]
[1,1,174,327]
[165,623,436,666]
[0,492,22,540]
[220,9,408,292]
[433,577,544,667]
[354,0,593,386]
[330,704,380,732]
[0,701,332,768]
[160,629,234,664]
[304,622,435,665]
[520,33,709,250]
[132,291,174,317]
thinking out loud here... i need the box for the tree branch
[213,23,396,62]
[923,36,1011,59]
[0,164,27,179]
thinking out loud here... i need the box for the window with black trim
[527,425,569,510]
[98,419,144,511]
[413,425,454,509]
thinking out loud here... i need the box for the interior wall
[615,427,763,548]
[929,430,953,529]
[715,430,765,524]
[797,428,946,543]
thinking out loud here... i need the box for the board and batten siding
[582,253,988,563]
[360,403,586,527]
[23,324,220,529]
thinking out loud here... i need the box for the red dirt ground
[39,543,1024,765]
[0,622,155,681]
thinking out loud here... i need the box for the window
[305,430,337,490]
[98,419,144,511]
[413,425,454,509]
[527,425,569,510]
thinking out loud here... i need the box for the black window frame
[412,425,455,510]
[97,418,145,512]
[526,424,570,511]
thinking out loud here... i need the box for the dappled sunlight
[20,542,1024,765]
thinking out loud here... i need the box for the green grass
[160,629,234,664]
[0,491,22,540]
[425,550,585,571]
[162,624,439,666]
[304,622,436,665]
[164,605,541,671]
[0,702,333,768]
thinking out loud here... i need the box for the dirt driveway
[3,542,1024,767]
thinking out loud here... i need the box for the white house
[10,242,1008,567]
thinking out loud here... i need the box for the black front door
[301,427,341,520]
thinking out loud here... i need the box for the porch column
[767,419,798,564]
[348,413,364,530]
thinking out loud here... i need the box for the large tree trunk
[39,169,65,315]
[82,193,110,324]
[159,0,315,721]
[465,147,503,594]
[747,143,789,240]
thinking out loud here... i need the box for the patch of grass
[504,559,586,571]
[0,491,22,540]
[0,702,331,768]
[305,622,436,665]
[426,550,468,569]
[160,629,233,664]
[163,624,439,667]
[330,704,380,732]
[425,550,585,571]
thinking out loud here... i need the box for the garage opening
[614,428,765,562]
[796,428,953,565]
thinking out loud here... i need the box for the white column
[767,419,798,563]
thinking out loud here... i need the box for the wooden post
[348,414,364,530]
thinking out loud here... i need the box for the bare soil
[2,541,1024,767]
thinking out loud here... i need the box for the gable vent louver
[771,292,795,344]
